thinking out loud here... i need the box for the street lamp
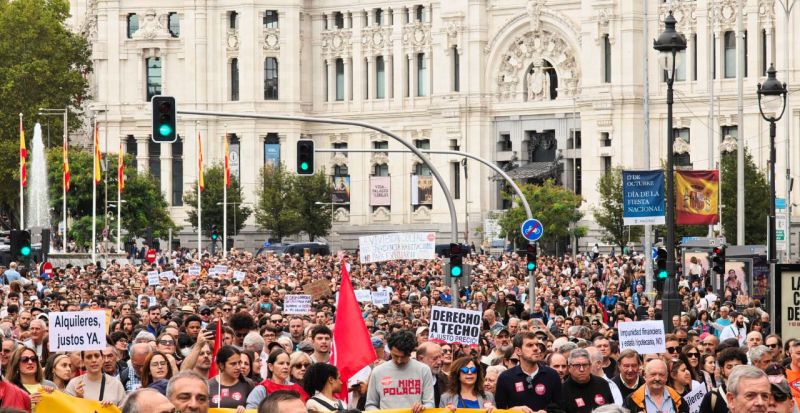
[757,64,788,264]
[653,10,686,332]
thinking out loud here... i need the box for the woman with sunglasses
[246,348,308,409]
[680,345,703,382]
[440,356,495,410]
[6,346,57,404]
[289,351,313,384]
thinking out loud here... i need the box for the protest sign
[283,295,312,314]
[160,270,175,280]
[428,306,482,345]
[684,383,707,413]
[214,265,228,274]
[354,289,373,303]
[188,266,201,276]
[233,271,246,282]
[618,320,666,354]
[371,290,390,305]
[358,232,436,263]
[147,271,159,286]
[303,279,332,299]
[49,311,107,352]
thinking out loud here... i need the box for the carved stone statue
[527,65,550,101]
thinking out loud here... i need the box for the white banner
[147,271,159,286]
[233,271,246,282]
[214,265,228,274]
[684,382,707,413]
[618,320,666,354]
[428,306,482,345]
[160,270,175,280]
[358,232,436,263]
[371,290,390,305]
[355,289,373,303]
[283,295,313,315]
[188,266,201,276]
[48,311,107,352]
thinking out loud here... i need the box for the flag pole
[223,126,228,259]
[197,122,202,255]
[117,143,122,253]
[92,117,97,263]
[19,113,24,231]
[63,109,68,251]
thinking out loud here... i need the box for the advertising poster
[332,176,350,204]
[683,251,710,280]
[622,170,665,225]
[370,176,391,206]
[264,144,280,168]
[776,265,800,337]
[724,260,750,298]
[411,175,433,205]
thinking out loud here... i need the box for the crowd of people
[0,247,790,413]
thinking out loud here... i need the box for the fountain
[26,123,50,230]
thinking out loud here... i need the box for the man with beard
[495,332,562,412]
[416,342,445,407]
[287,317,304,346]
[561,348,614,413]
[484,328,512,365]
[181,331,213,377]
[167,371,210,413]
[700,347,748,413]
[613,349,643,401]
[725,365,771,413]
[623,359,688,413]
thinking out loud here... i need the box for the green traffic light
[159,124,173,137]
[657,269,669,279]
[527,262,535,271]
[300,162,309,171]
[20,246,31,257]
[451,266,462,277]
[211,235,218,240]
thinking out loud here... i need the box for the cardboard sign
[428,306,482,345]
[233,271,246,282]
[147,271,159,286]
[354,289,373,303]
[188,266,201,276]
[684,381,707,413]
[303,279,332,299]
[358,232,436,263]
[618,320,667,354]
[49,311,107,352]
[283,295,312,315]
[371,290,390,305]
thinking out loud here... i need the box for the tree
[254,164,302,242]
[0,0,91,226]
[720,149,770,245]
[497,179,586,249]
[595,167,643,250]
[292,171,333,241]
[184,165,252,237]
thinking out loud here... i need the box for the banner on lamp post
[622,170,665,225]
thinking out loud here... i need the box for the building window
[230,58,239,101]
[333,142,348,158]
[373,141,388,150]
[721,125,738,140]
[125,135,137,170]
[172,138,183,206]
[675,49,686,81]
[264,10,278,28]
[264,57,279,100]
[168,12,180,37]
[364,58,370,99]
[603,156,612,173]
[146,57,161,101]
[692,34,698,81]
[673,127,690,143]
[601,132,611,147]
[375,8,383,26]
[335,58,344,101]
[724,31,736,78]
[712,33,717,79]
[575,158,582,195]
[449,139,459,151]
[761,29,767,75]
[127,14,138,38]
[544,60,558,99]
[264,133,280,167]
[406,57,411,97]
[498,133,512,151]
[744,30,748,76]
[334,12,344,29]
[603,34,611,83]
[148,140,161,183]
[415,5,425,22]
[574,130,582,149]
[452,47,460,92]
[376,56,385,99]
[334,164,349,176]
[324,61,329,102]
[452,162,461,200]
[228,11,238,30]
[416,53,426,97]
[373,163,389,176]
[414,139,430,150]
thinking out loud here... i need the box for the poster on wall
[264,144,280,168]
[370,176,391,206]
[751,256,769,304]
[724,260,751,299]
[683,251,710,281]
[331,176,350,204]
[411,175,433,205]
[775,265,800,337]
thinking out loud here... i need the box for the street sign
[41,262,53,277]
[263,241,271,248]
[652,247,658,260]
[777,198,787,209]
[145,248,157,263]
[520,219,544,242]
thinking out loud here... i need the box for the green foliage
[594,167,643,249]
[254,164,302,242]
[0,0,91,224]
[497,179,585,248]
[291,170,333,241]
[183,165,252,237]
[720,149,770,244]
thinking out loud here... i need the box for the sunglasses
[20,356,38,364]
[767,344,780,349]
[222,308,232,312]
[293,363,310,369]
[158,340,175,346]
[442,349,452,354]
[687,352,700,358]
[773,391,791,402]
[666,347,678,354]
[460,366,478,374]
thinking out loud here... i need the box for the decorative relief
[330,153,348,168]
[226,28,239,51]
[372,207,391,222]
[402,21,431,53]
[659,1,697,35]
[706,0,741,32]
[263,28,280,51]
[485,3,580,55]
[442,20,463,49]
[412,206,431,221]
[333,207,350,223]
[330,133,349,145]
[758,0,776,28]
[80,0,98,40]
[594,8,615,45]
[673,137,691,154]
[371,152,389,165]
[132,9,173,40]
[322,29,353,58]
[361,26,393,55]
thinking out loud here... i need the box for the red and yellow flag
[198,132,205,191]
[19,118,26,187]
[224,134,231,188]
[676,170,719,225]
[118,143,124,192]
[93,125,102,184]
[63,140,70,192]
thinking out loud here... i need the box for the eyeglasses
[20,356,38,364]
[150,361,168,367]
[678,339,688,345]
[222,308,232,312]
[666,347,678,354]
[508,358,520,364]
[158,340,175,346]
[442,349,452,354]
[570,363,591,370]
[687,352,700,358]
[271,319,283,323]
[460,366,478,374]
[293,363,310,369]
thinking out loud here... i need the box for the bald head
[644,359,668,393]
[416,342,443,374]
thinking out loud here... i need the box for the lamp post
[757,64,788,264]
[653,10,686,332]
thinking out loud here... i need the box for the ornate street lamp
[653,10,686,332]
[757,64,788,264]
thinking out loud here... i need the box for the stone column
[327,58,335,102]
[136,136,149,174]
[344,57,352,101]
[366,55,374,100]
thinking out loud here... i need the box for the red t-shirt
[0,380,31,412]
[261,379,309,402]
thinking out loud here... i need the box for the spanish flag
[198,132,205,191]
[675,170,720,225]
[63,140,70,192]
[118,143,124,192]
[19,118,26,187]
[224,134,231,188]
[93,125,101,184]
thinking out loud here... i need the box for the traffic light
[211,225,219,241]
[526,243,537,272]
[296,139,315,175]
[10,230,31,261]
[449,243,463,277]
[711,245,726,277]
[656,248,668,279]
[151,95,177,143]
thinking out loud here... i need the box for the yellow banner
[209,409,513,413]
[34,391,121,413]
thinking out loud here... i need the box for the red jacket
[0,380,31,412]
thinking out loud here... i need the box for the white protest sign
[147,271,159,286]
[371,290,390,305]
[428,306,482,345]
[188,266,201,276]
[684,382,707,413]
[137,295,157,309]
[283,295,312,315]
[233,271,246,282]
[358,232,436,263]
[49,311,107,352]
[354,289,373,303]
[160,270,175,280]
[618,320,666,354]
[214,265,228,274]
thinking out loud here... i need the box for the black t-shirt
[495,364,562,411]
[602,358,618,378]
[560,375,614,413]
[209,377,254,409]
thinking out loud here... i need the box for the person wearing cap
[719,312,747,347]
[483,328,512,366]
[371,336,386,365]
[415,326,429,345]
[766,368,796,413]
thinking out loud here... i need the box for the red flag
[331,259,376,400]
[19,119,26,188]
[224,135,231,188]
[208,320,222,378]
[63,140,70,192]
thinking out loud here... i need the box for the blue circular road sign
[520,218,544,242]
